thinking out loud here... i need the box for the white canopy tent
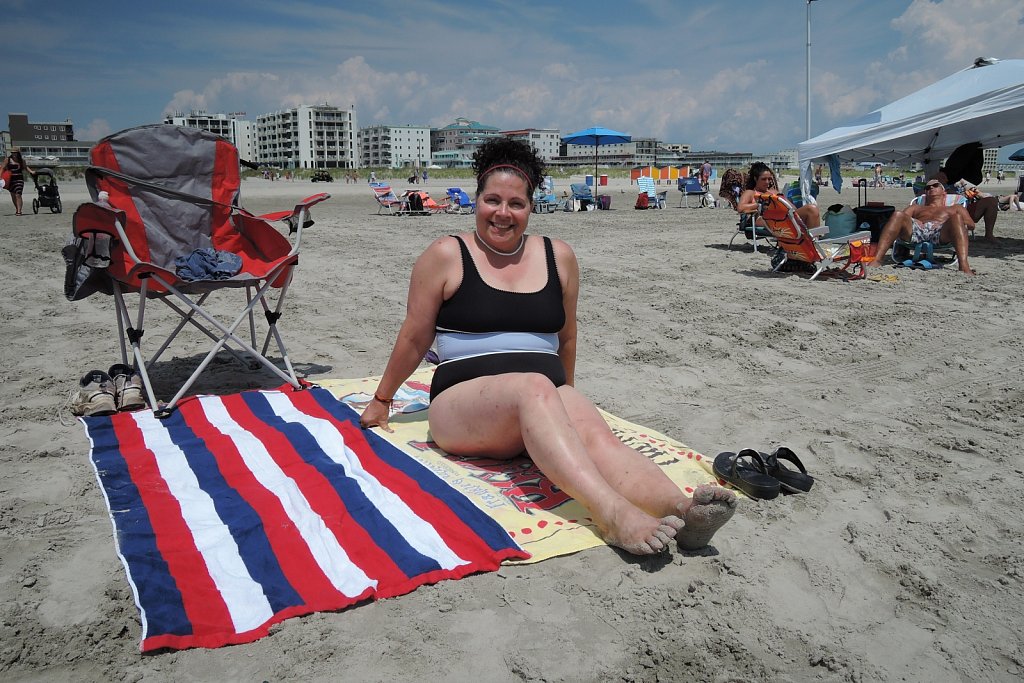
[798,58,1024,204]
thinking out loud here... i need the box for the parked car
[311,170,333,182]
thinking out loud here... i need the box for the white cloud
[80,119,112,142]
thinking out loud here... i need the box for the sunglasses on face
[926,182,942,189]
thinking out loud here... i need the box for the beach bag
[0,169,9,190]
[634,192,649,210]
[62,232,113,301]
[407,192,424,212]
[824,204,857,237]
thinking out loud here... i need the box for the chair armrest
[821,230,871,244]
[73,202,126,239]
[809,226,829,238]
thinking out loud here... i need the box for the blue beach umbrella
[561,126,631,188]
[1009,148,1024,161]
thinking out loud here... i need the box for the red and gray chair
[69,124,329,416]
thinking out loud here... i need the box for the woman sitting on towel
[737,161,821,229]
[359,138,736,556]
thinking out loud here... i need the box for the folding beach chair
[69,124,330,416]
[754,193,871,280]
[532,176,558,213]
[678,176,710,208]
[562,183,595,211]
[636,176,667,209]
[371,183,406,214]
[445,187,475,214]
[399,189,443,215]
[887,193,970,268]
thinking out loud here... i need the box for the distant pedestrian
[2,149,34,215]
[370,171,377,183]
[422,169,428,183]
[700,160,712,190]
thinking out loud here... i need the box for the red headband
[481,164,534,193]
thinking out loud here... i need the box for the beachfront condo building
[164,111,257,163]
[430,118,501,168]
[501,129,562,162]
[358,125,431,169]
[6,113,92,166]
[256,104,359,170]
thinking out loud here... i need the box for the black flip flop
[760,447,814,494]
[713,450,781,500]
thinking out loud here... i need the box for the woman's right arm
[736,189,758,214]
[359,237,454,430]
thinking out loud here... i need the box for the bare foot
[958,267,976,276]
[676,484,738,550]
[599,502,685,555]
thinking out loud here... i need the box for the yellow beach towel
[319,367,719,564]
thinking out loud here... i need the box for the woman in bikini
[359,138,736,556]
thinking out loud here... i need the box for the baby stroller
[32,168,62,214]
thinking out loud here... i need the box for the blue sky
[7,0,1024,157]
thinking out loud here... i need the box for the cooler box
[585,175,594,187]
[598,195,611,210]
[853,205,894,243]
[599,174,608,186]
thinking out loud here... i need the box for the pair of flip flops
[713,448,814,500]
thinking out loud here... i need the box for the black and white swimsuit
[430,235,566,400]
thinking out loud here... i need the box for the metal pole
[806,0,814,140]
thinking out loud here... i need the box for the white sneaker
[108,364,147,412]
[71,370,117,417]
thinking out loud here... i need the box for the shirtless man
[867,178,974,275]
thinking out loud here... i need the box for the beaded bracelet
[373,393,393,407]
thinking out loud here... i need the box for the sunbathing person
[359,137,737,556]
[866,178,974,275]
[737,162,821,229]
[935,167,998,240]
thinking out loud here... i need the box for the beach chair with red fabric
[754,193,871,280]
[371,183,406,214]
[70,124,330,416]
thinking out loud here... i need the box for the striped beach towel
[83,386,527,652]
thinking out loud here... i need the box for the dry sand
[2,174,1023,682]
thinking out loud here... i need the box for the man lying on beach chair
[866,177,974,275]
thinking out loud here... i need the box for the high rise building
[256,104,358,169]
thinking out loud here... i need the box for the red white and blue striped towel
[83,386,527,652]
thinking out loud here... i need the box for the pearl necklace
[475,230,526,256]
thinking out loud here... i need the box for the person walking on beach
[3,149,35,216]
[359,137,737,556]
[700,160,712,191]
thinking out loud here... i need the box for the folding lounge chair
[445,187,475,214]
[636,176,667,209]
[399,189,442,215]
[371,183,406,214]
[678,176,710,208]
[754,193,871,280]
[562,183,595,211]
[70,124,330,417]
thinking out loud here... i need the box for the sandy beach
[2,174,1023,682]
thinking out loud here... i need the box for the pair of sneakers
[71,365,146,417]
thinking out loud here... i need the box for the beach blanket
[320,367,719,563]
[82,385,527,652]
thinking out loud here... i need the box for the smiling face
[475,171,532,253]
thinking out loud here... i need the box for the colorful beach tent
[797,58,1024,203]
